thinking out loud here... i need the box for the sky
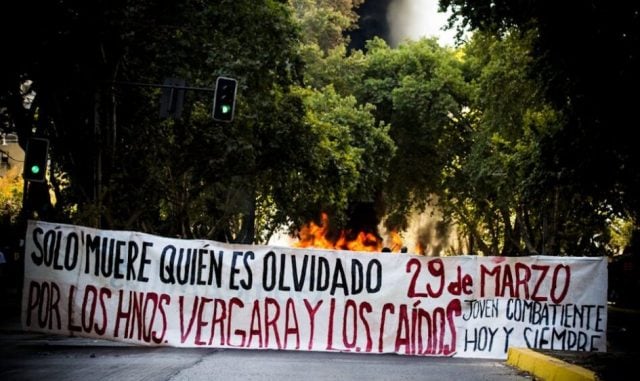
[387,0,457,47]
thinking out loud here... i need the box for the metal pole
[111,80,216,93]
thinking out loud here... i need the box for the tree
[284,0,400,236]
[0,167,22,227]
[1,0,306,242]
[290,0,364,52]
[281,85,395,226]
[441,0,640,252]
[441,31,592,256]
[1,0,400,246]
[296,33,473,240]
[352,38,471,231]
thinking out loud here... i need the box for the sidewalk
[506,305,639,381]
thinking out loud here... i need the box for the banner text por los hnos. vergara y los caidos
[22,221,607,359]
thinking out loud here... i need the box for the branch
[450,202,494,255]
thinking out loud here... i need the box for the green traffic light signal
[23,137,49,182]
[212,77,237,122]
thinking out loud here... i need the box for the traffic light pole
[113,79,217,120]
[112,80,217,93]
[112,77,237,121]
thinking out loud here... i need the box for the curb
[506,348,597,381]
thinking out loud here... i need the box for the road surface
[0,331,530,381]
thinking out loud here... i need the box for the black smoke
[348,0,392,50]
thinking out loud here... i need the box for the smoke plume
[386,0,455,47]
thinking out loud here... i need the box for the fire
[387,229,404,252]
[336,230,382,252]
[294,213,411,253]
[294,212,383,252]
[294,213,336,249]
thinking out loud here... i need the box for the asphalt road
[0,333,530,381]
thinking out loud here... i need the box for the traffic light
[23,137,49,182]
[212,76,237,122]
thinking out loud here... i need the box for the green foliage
[101,0,307,241]
[2,0,631,256]
[299,43,367,95]
[1,0,397,245]
[290,0,364,52]
[0,167,23,226]
[443,31,554,255]
[609,217,635,255]
[353,38,471,230]
[440,0,640,254]
[440,30,617,256]
[1,0,306,242]
[278,85,395,228]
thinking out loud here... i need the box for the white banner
[22,220,607,358]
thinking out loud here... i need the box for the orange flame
[293,213,419,253]
[387,229,404,252]
[336,231,382,252]
[294,213,383,252]
[294,213,334,249]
